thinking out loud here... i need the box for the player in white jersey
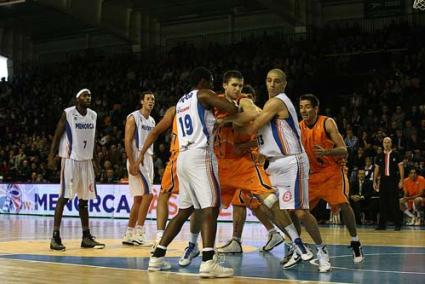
[47,88,105,251]
[122,91,156,246]
[149,67,237,278]
[240,69,331,272]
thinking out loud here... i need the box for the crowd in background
[0,21,424,224]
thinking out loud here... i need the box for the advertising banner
[0,183,260,222]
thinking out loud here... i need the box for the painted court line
[0,257,352,283]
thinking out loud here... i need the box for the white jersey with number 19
[176,90,216,151]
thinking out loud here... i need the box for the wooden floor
[0,215,424,283]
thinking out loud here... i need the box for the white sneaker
[317,247,331,273]
[282,250,301,269]
[217,239,242,253]
[293,238,314,261]
[179,242,200,267]
[134,230,146,246]
[122,231,139,246]
[350,241,364,263]
[280,243,294,265]
[261,231,284,252]
[414,217,422,226]
[199,255,234,278]
[148,256,172,271]
[406,217,415,226]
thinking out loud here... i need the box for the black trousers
[378,178,402,227]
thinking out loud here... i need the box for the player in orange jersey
[299,94,364,263]
[400,167,425,225]
[216,83,284,253]
[213,71,313,264]
[138,106,202,267]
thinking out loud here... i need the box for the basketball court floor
[0,215,424,283]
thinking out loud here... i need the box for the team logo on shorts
[282,190,292,202]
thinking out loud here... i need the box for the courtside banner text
[0,183,259,221]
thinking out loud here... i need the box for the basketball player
[122,91,156,246]
[217,71,316,269]
[299,94,364,263]
[149,67,237,278]
[239,69,331,272]
[138,106,202,267]
[48,88,105,250]
[214,77,284,253]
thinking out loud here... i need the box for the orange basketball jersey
[299,115,340,174]
[214,94,255,159]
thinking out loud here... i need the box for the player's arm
[93,127,100,176]
[124,115,138,176]
[244,97,284,135]
[222,98,260,127]
[314,118,348,158]
[373,165,380,191]
[198,89,238,114]
[48,111,66,170]
[138,106,176,165]
[398,161,405,189]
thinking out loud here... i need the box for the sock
[156,230,164,241]
[284,224,300,241]
[202,248,215,261]
[232,236,241,243]
[351,236,359,242]
[404,210,415,218]
[190,233,199,245]
[315,244,325,252]
[136,225,144,233]
[82,229,90,238]
[127,227,135,234]
[53,230,60,238]
[152,245,167,258]
[268,228,277,234]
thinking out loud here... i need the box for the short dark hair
[300,94,320,108]
[140,90,154,101]
[223,70,243,83]
[242,84,256,95]
[189,67,212,86]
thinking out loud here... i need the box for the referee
[373,137,404,230]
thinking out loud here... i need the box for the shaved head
[267,69,287,81]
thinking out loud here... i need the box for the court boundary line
[0,256,352,284]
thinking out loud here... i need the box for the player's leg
[79,160,105,249]
[51,158,69,250]
[179,209,202,266]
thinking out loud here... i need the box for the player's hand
[351,195,360,202]
[373,181,379,192]
[129,162,139,176]
[313,144,328,157]
[47,154,56,170]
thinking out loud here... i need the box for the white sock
[268,228,277,234]
[136,225,144,234]
[156,230,164,241]
[404,210,415,218]
[351,236,359,242]
[232,236,241,243]
[284,224,300,241]
[127,227,135,234]
[190,233,199,244]
[315,244,325,252]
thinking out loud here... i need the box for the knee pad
[79,200,88,210]
[263,194,278,209]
